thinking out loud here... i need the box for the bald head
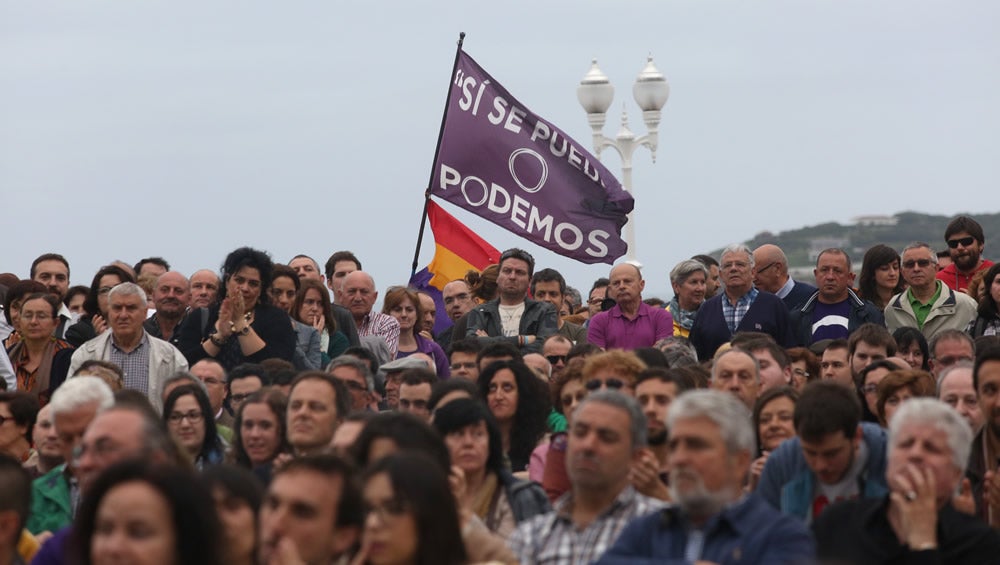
[152,271,190,318]
[608,263,645,310]
[343,270,378,320]
[189,269,220,309]
[752,244,789,293]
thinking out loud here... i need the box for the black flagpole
[410,32,466,279]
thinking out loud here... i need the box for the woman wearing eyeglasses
[6,293,73,403]
[476,360,550,474]
[164,384,225,469]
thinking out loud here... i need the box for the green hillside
[717,211,1000,268]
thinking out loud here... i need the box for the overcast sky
[2,1,997,299]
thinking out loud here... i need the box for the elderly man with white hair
[598,390,815,563]
[814,398,1000,562]
[69,282,188,410]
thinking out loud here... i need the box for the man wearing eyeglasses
[436,279,476,352]
[886,243,978,340]
[753,244,816,311]
[937,215,994,293]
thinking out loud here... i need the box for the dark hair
[351,411,450,471]
[164,384,224,465]
[363,451,467,565]
[499,248,535,277]
[944,215,985,244]
[875,370,935,426]
[0,454,31,531]
[476,360,550,472]
[270,264,300,291]
[567,342,603,361]
[978,263,1000,319]
[82,265,136,318]
[433,398,505,474]
[476,342,523,366]
[794,380,861,442]
[857,244,904,309]
[3,280,47,324]
[401,367,438,387]
[0,392,38,445]
[892,327,930,371]
[63,285,89,308]
[428,378,480,412]
[589,277,611,297]
[289,371,351,422]
[635,367,696,394]
[200,463,264,562]
[71,460,224,565]
[752,386,799,456]
[342,346,378,375]
[219,247,274,304]
[743,337,790,368]
[323,251,362,280]
[975,345,1000,390]
[229,363,269,387]
[382,287,423,334]
[465,265,499,302]
[30,253,70,280]
[275,454,363,529]
[530,268,566,296]
[550,358,586,415]
[848,323,897,357]
[133,257,170,275]
[230,389,290,468]
[292,278,337,334]
[448,338,482,357]
[691,254,719,268]
[633,347,668,368]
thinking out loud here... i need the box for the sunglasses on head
[947,236,975,249]
[585,378,625,391]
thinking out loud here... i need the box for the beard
[953,250,981,271]
[668,467,735,519]
[647,427,668,446]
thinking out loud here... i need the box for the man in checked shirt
[508,391,665,564]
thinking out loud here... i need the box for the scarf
[668,297,698,330]
[470,471,500,523]
[8,338,64,399]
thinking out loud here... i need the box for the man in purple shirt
[587,263,673,350]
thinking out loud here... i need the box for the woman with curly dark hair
[857,244,905,310]
[71,460,223,565]
[970,263,1000,338]
[176,247,296,370]
[476,360,550,474]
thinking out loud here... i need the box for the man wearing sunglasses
[886,243,978,341]
[937,215,994,293]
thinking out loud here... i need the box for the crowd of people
[1,214,1000,564]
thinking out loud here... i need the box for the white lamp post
[577,56,670,262]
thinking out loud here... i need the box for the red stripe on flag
[427,200,501,270]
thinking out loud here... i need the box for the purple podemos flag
[430,50,634,265]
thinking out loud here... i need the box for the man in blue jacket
[757,380,889,523]
[598,390,815,564]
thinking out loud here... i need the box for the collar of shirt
[110,330,149,352]
[610,302,649,319]
[906,281,942,308]
[552,485,639,524]
[776,277,796,299]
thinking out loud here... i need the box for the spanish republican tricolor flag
[409,200,501,333]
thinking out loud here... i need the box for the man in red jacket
[937,215,994,293]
